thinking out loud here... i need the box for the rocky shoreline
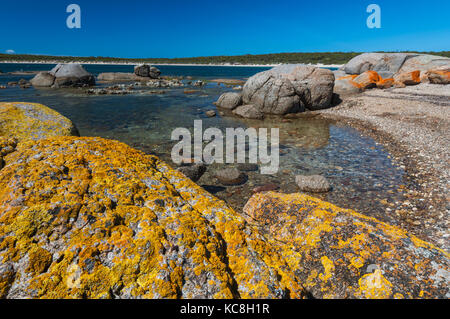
[318,85,450,251]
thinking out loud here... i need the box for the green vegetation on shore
[1,51,449,65]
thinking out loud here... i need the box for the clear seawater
[0,63,405,224]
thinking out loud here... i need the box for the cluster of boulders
[97,64,162,83]
[334,53,450,94]
[30,64,95,88]
[86,84,136,95]
[214,65,335,119]
[4,79,31,89]
[146,78,183,88]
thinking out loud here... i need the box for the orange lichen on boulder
[243,192,450,299]
[376,78,395,89]
[0,102,79,141]
[394,70,421,86]
[0,136,303,299]
[353,71,381,89]
[423,67,450,84]
[0,133,449,298]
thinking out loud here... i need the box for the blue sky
[0,0,449,58]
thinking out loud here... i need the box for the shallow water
[0,64,406,224]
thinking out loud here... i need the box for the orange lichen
[0,102,78,141]
[0,124,448,299]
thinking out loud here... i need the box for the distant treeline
[1,51,449,65]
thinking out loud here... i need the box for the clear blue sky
[0,0,449,58]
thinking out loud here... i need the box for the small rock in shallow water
[237,163,259,172]
[215,168,247,186]
[205,110,216,117]
[295,174,331,193]
[177,164,207,182]
[252,183,280,193]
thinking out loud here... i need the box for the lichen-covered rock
[353,71,381,90]
[376,78,395,89]
[343,53,412,78]
[243,192,450,299]
[242,64,335,114]
[343,53,450,79]
[0,137,303,299]
[214,92,242,110]
[0,102,79,141]
[333,75,362,95]
[397,54,450,74]
[394,70,421,86]
[423,67,450,84]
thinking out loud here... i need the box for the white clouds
[5,49,15,54]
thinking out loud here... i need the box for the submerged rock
[177,163,207,182]
[215,168,247,185]
[0,102,79,141]
[243,192,450,299]
[295,174,331,193]
[205,110,216,117]
[242,64,335,114]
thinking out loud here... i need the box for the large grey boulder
[30,72,55,87]
[344,53,412,78]
[30,64,95,88]
[343,53,450,78]
[134,64,161,79]
[47,63,95,87]
[214,92,242,110]
[398,54,450,73]
[242,65,335,115]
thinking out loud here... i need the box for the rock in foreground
[0,137,297,299]
[0,102,79,141]
[244,192,450,299]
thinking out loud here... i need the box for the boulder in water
[242,64,335,114]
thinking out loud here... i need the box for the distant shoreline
[0,60,343,69]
